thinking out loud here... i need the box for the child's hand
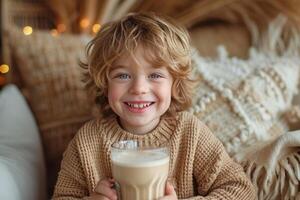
[88,178,118,200]
[158,182,178,200]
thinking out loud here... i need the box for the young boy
[52,12,255,200]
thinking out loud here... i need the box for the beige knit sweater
[52,111,255,199]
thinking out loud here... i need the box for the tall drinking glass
[111,140,169,200]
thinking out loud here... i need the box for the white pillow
[0,85,47,200]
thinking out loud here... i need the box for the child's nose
[129,77,149,94]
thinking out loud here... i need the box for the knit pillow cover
[190,47,299,157]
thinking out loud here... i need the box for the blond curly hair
[82,12,195,117]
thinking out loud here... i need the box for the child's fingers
[94,186,117,200]
[165,182,176,196]
[158,182,177,200]
[94,179,118,200]
[98,178,115,187]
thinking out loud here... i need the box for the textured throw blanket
[235,130,300,200]
[190,15,300,199]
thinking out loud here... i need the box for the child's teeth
[127,103,151,108]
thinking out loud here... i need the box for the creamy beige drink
[111,141,169,200]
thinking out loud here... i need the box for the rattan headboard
[1,0,55,83]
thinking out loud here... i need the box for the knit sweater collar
[101,113,178,142]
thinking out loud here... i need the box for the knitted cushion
[8,28,94,196]
[190,47,299,157]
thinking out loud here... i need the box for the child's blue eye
[116,74,130,79]
[149,73,163,79]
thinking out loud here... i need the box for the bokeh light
[0,64,9,74]
[92,24,101,33]
[23,26,33,35]
[80,18,90,29]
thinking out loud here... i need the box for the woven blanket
[235,130,300,200]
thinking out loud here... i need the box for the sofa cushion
[0,84,46,200]
[8,28,94,195]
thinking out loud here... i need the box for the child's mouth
[124,102,155,112]
[125,102,154,108]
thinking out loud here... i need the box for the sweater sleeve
[52,136,89,200]
[188,124,256,200]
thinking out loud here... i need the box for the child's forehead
[112,46,164,69]
[122,45,156,60]
[110,60,165,71]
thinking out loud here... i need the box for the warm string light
[23,26,33,35]
[0,64,9,74]
[20,21,100,38]
[80,18,90,29]
[92,23,101,33]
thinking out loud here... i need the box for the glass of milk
[111,140,169,200]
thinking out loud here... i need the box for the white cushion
[0,84,47,200]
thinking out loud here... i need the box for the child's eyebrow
[110,65,127,71]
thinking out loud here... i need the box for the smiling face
[107,46,173,134]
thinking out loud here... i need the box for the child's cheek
[108,88,121,104]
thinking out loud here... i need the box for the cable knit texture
[52,111,255,199]
[190,47,299,157]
